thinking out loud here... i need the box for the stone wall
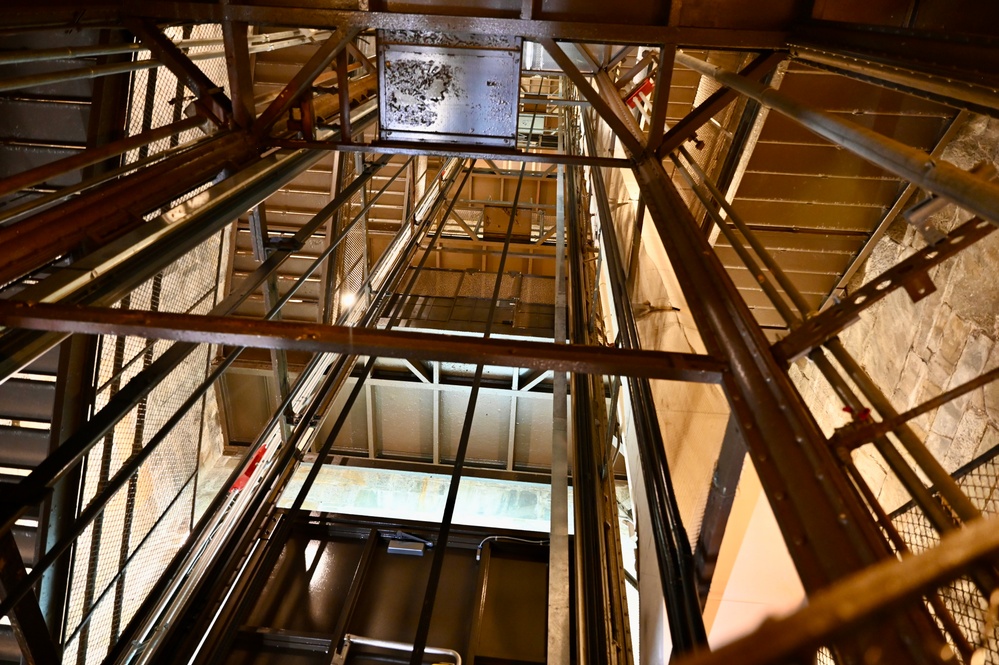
[789,114,999,512]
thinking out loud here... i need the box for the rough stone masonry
[789,114,999,513]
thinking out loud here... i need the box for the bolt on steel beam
[632,154,945,660]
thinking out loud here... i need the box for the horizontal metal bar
[0,302,727,383]
[126,2,788,48]
[0,27,329,65]
[269,139,633,168]
[340,633,460,665]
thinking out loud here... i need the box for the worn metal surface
[0,301,727,383]
[271,138,631,166]
[378,31,521,147]
[120,2,789,48]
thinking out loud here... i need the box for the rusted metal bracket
[774,216,997,364]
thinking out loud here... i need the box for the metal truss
[0,7,998,665]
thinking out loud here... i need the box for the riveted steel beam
[122,2,788,49]
[0,301,728,384]
[632,154,943,660]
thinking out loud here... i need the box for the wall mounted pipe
[0,32,331,94]
[0,28,330,65]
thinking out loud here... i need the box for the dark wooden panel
[731,199,885,233]
[736,172,903,205]
[746,142,895,178]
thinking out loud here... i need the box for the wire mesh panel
[62,232,226,664]
[125,24,230,165]
[889,444,999,664]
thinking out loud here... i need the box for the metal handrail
[333,633,461,665]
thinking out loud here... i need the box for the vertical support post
[0,533,60,665]
[336,49,352,142]
[547,163,570,665]
[222,18,254,129]
[631,154,945,660]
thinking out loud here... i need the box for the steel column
[631,154,943,660]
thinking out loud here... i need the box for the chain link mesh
[125,24,230,165]
[886,445,999,665]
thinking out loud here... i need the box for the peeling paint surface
[378,31,522,147]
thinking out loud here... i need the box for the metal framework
[1,3,999,665]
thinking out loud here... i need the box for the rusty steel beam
[632,155,943,660]
[0,132,254,289]
[775,216,996,363]
[222,19,255,129]
[336,48,351,142]
[0,301,728,384]
[657,51,784,159]
[541,38,645,156]
[791,21,999,109]
[270,138,632,167]
[253,27,360,138]
[644,44,675,153]
[122,2,788,48]
[125,19,233,126]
